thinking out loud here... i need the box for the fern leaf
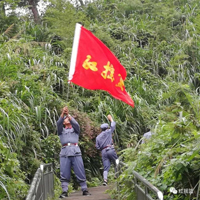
[3,24,15,36]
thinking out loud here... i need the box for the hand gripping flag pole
[68,23,134,107]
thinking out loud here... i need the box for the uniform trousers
[102,148,118,180]
[60,155,87,192]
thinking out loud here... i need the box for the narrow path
[62,185,115,200]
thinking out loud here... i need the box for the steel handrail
[26,163,54,200]
[117,160,163,200]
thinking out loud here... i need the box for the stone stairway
[61,185,115,200]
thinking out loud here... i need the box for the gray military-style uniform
[141,131,154,144]
[57,116,88,193]
[96,121,118,181]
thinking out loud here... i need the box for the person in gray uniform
[141,129,154,144]
[57,106,90,198]
[96,114,118,186]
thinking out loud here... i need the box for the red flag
[69,23,134,107]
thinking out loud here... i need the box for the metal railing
[26,163,54,200]
[117,160,163,200]
[133,170,163,200]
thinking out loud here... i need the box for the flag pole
[68,23,82,83]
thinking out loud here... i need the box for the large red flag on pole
[68,23,134,107]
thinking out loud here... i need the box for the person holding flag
[57,106,91,198]
[95,114,119,186]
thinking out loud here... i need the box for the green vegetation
[0,0,200,199]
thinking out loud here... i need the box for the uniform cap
[100,123,109,130]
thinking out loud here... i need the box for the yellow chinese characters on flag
[69,23,134,107]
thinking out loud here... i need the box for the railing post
[40,164,45,200]
[26,163,54,200]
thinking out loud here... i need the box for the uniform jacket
[96,121,116,151]
[57,116,82,157]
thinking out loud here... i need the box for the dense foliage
[0,0,200,199]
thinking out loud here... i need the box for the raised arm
[107,114,116,133]
[57,117,64,135]
[69,117,80,134]
[57,107,68,135]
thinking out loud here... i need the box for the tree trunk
[28,0,40,23]
[0,0,6,16]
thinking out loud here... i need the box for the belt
[101,145,113,151]
[62,143,78,147]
